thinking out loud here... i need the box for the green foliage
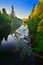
[27,16,40,42]
[25,0,43,52]
[26,16,43,52]
[0,12,11,44]
[11,16,22,33]
[0,7,22,44]
[10,5,22,33]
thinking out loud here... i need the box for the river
[0,25,36,65]
[0,25,30,50]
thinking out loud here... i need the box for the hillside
[26,0,43,52]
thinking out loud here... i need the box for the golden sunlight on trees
[26,0,43,52]
[39,0,43,3]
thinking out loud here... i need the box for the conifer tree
[10,5,16,33]
[11,5,15,18]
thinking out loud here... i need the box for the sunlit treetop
[39,0,43,3]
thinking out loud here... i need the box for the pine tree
[32,4,36,12]
[30,4,36,18]
[11,5,15,18]
[10,5,16,33]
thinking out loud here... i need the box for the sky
[0,0,38,19]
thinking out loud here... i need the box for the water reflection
[1,34,17,50]
[0,25,30,50]
[0,25,35,65]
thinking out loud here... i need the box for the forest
[0,5,22,44]
[25,0,43,53]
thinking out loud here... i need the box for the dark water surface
[0,50,35,65]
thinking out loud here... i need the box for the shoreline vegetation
[0,5,22,45]
[25,0,43,55]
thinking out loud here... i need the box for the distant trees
[10,5,22,33]
[11,5,15,18]
[10,5,17,33]
[2,8,7,14]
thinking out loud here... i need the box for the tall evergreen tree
[10,5,16,33]
[32,4,36,12]
[11,5,15,17]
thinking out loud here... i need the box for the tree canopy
[0,7,22,45]
[26,1,43,52]
[0,10,12,44]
